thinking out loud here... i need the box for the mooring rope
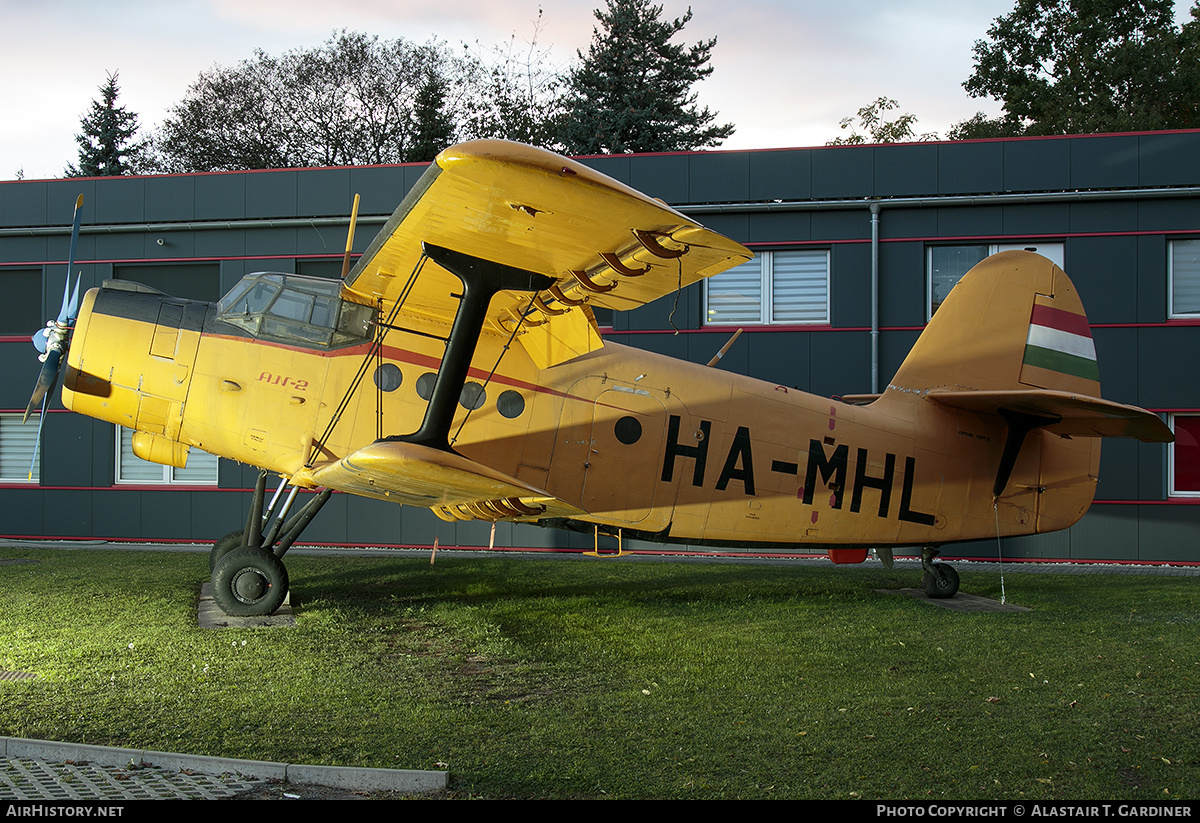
[993,499,1007,605]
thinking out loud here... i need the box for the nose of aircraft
[62,283,205,447]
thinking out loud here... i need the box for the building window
[705,249,829,325]
[0,414,38,483]
[1169,414,1200,497]
[1169,239,1200,318]
[115,427,219,485]
[0,268,43,336]
[113,263,222,303]
[928,243,1064,318]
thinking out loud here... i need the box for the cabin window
[216,273,372,348]
[1169,414,1200,497]
[1169,239,1200,318]
[704,249,829,326]
[115,427,219,485]
[927,243,1064,318]
[0,414,38,483]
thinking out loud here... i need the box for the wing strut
[396,242,554,453]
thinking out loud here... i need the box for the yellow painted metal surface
[59,142,1172,558]
[342,140,751,370]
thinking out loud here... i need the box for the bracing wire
[306,253,430,468]
[375,295,385,442]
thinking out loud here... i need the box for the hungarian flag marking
[1022,303,1099,381]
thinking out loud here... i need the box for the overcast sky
[1,0,1193,180]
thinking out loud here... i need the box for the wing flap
[928,389,1173,442]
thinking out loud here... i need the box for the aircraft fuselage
[62,274,1099,556]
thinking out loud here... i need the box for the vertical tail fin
[886,250,1169,525]
[890,250,1100,397]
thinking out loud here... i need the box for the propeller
[23,195,85,479]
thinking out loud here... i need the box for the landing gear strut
[209,472,331,616]
[921,547,960,599]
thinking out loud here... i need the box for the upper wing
[342,140,752,368]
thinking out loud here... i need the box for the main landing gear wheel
[922,563,960,599]
[210,529,244,572]
[208,472,332,616]
[211,547,290,616]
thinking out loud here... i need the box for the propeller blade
[55,195,84,324]
[65,274,81,323]
[54,276,72,325]
[27,394,49,481]
[24,349,63,423]
[23,194,86,484]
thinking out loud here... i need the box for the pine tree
[409,68,455,162]
[67,71,145,176]
[560,0,734,154]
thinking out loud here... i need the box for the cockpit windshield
[216,273,372,348]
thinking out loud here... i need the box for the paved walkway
[0,736,446,801]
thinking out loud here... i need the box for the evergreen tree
[560,0,734,154]
[409,68,456,162]
[67,71,145,176]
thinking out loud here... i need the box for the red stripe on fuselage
[199,330,613,408]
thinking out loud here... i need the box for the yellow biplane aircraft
[26,140,1172,616]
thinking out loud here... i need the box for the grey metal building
[2,131,1198,563]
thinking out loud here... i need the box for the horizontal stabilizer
[927,389,1173,443]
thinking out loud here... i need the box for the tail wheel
[922,563,960,599]
[212,547,289,616]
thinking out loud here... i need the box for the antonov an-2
[25,140,1172,616]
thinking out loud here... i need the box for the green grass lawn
[0,546,1196,799]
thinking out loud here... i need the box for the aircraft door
[581,386,670,529]
[143,299,205,441]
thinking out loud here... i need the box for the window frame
[0,267,44,337]
[1168,238,1200,319]
[0,413,39,484]
[1168,413,1200,498]
[927,242,1065,320]
[114,427,219,486]
[703,248,830,327]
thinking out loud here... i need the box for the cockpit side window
[215,273,372,348]
[270,288,315,322]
